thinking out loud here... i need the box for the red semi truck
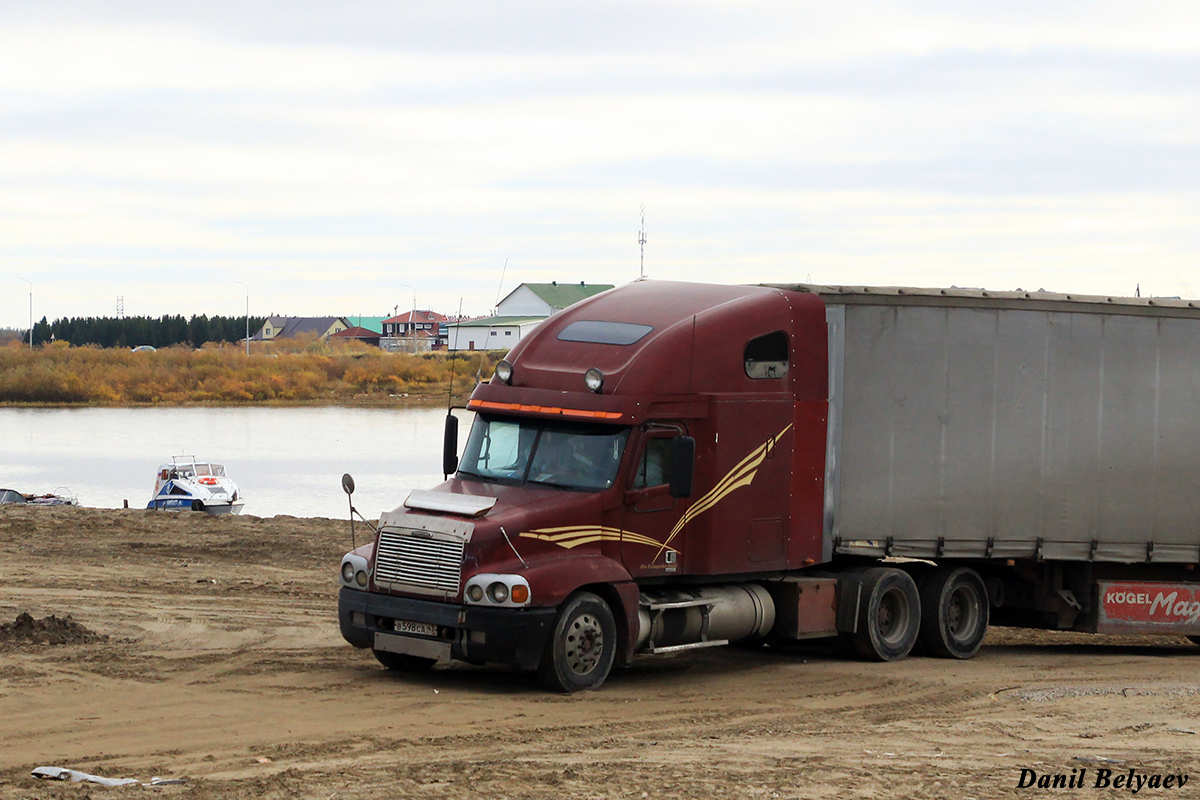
[338,280,1200,691]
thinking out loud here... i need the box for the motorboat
[147,457,244,514]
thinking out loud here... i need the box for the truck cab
[338,281,830,690]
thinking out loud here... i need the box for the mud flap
[835,572,865,633]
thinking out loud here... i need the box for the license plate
[394,619,438,637]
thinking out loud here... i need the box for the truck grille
[374,528,464,597]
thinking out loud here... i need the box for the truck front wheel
[847,567,920,662]
[918,567,989,659]
[538,592,617,693]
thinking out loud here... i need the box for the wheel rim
[877,588,911,646]
[564,612,604,675]
[947,584,981,644]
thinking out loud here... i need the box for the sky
[3,1,1199,330]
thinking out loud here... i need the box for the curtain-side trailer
[338,280,1200,691]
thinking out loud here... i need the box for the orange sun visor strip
[468,399,623,420]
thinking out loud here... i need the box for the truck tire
[538,591,617,693]
[848,567,920,662]
[373,649,436,672]
[918,567,989,659]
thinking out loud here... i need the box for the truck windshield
[458,415,630,491]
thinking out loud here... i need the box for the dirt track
[2,504,1200,799]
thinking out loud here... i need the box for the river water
[0,406,461,519]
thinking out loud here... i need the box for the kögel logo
[1100,581,1200,629]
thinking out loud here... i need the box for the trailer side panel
[829,302,1200,563]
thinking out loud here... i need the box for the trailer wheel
[190,499,204,512]
[848,567,920,662]
[918,567,989,659]
[538,591,617,693]
[373,649,436,672]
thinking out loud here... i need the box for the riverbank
[0,342,500,405]
[2,503,1199,800]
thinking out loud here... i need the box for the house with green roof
[445,281,615,351]
[445,315,546,351]
[496,281,614,317]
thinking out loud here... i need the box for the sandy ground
[2,505,1200,799]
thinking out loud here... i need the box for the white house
[444,316,545,351]
[445,282,614,351]
[496,281,613,316]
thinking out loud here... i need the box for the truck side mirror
[443,414,459,478]
[669,436,695,498]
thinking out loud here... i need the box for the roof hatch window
[744,331,789,379]
[558,320,653,346]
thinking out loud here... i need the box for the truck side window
[632,438,673,488]
[744,330,789,379]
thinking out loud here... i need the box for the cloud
[2,1,1200,328]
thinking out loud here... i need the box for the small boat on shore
[0,488,79,506]
[147,457,244,515]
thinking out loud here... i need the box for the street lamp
[400,283,416,347]
[17,277,31,349]
[234,280,249,355]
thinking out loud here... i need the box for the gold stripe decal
[653,423,792,558]
[520,526,678,553]
[522,424,792,558]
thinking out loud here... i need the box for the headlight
[340,553,370,588]
[495,360,514,384]
[464,574,531,607]
[584,367,604,393]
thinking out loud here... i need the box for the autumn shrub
[0,341,495,404]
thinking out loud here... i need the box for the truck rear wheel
[918,567,989,659]
[538,591,617,693]
[848,567,920,662]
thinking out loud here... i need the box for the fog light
[495,360,514,385]
[584,368,604,393]
[341,562,355,583]
[466,584,485,603]
[355,570,368,588]
[487,582,509,604]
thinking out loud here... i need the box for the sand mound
[0,612,108,646]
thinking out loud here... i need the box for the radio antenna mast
[638,205,647,279]
[494,258,508,308]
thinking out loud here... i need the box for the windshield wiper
[455,469,497,482]
[527,477,588,491]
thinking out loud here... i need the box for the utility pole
[401,284,416,351]
[234,280,249,355]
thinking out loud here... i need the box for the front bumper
[338,586,556,671]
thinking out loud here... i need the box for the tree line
[28,314,266,349]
